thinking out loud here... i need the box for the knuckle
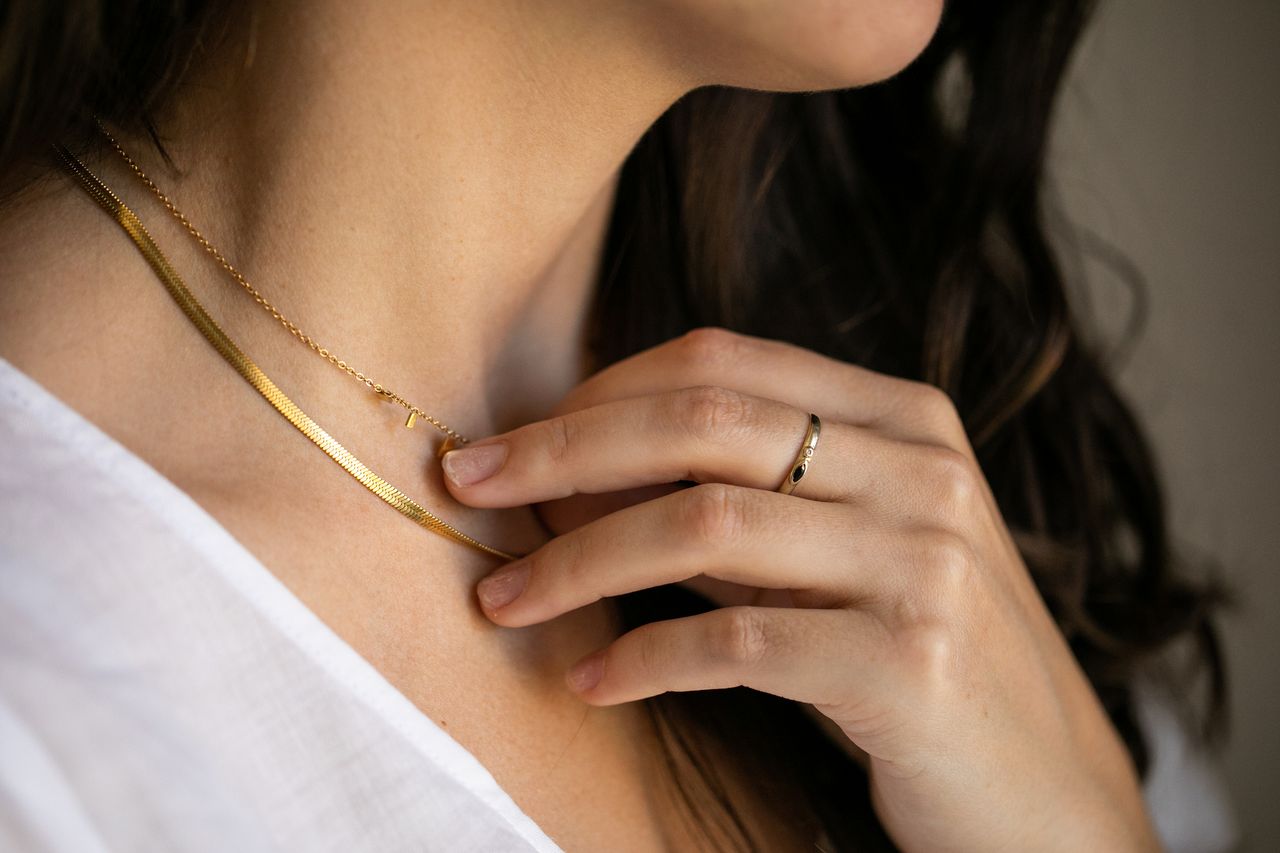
[683,482,749,546]
[678,326,745,367]
[711,606,770,670]
[901,381,969,444]
[922,446,980,516]
[912,381,960,423]
[677,384,752,444]
[635,623,669,681]
[547,532,591,598]
[898,623,958,690]
[543,414,575,464]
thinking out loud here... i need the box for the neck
[100,0,697,438]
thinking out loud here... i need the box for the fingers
[474,483,893,625]
[563,605,892,709]
[442,384,906,507]
[553,327,970,450]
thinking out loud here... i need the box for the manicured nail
[442,442,508,486]
[566,651,604,693]
[477,560,529,610]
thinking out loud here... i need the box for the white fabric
[0,354,1237,852]
[0,355,561,853]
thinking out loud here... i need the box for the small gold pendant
[405,410,418,429]
[436,435,458,460]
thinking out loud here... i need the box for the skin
[0,0,1159,848]
[444,327,1162,851]
[3,0,945,441]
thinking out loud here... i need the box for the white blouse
[0,354,1238,852]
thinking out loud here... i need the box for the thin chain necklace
[95,118,466,446]
[51,140,523,563]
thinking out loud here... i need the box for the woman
[0,0,1230,850]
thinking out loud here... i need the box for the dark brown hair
[0,0,1228,849]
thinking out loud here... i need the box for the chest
[178,449,694,851]
[0,328,798,851]
[191,470,821,853]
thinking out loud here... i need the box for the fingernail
[566,651,604,693]
[442,443,508,486]
[477,560,529,610]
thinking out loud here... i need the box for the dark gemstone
[791,463,806,483]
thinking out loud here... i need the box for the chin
[658,0,946,91]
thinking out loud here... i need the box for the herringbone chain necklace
[52,136,522,562]
[95,118,466,445]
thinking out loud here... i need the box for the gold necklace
[52,141,523,563]
[94,117,465,447]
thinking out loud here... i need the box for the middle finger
[473,482,905,627]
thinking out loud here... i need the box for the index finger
[562,327,969,450]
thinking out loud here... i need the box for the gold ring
[777,412,821,496]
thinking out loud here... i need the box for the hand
[441,327,1159,852]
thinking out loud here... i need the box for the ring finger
[444,384,909,507]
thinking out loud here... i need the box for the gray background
[1053,1,1279,848]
